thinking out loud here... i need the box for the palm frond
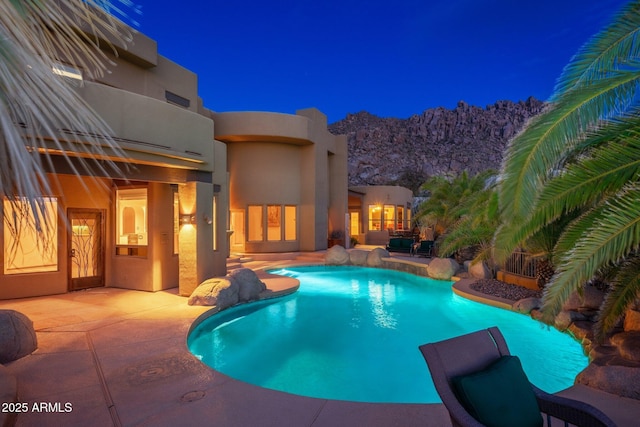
[594,256,640,342]
[500,71,639,221]
[554,0,640,95]
[534,119,640,223]
[541,184,640,323]
[0,0,135,208]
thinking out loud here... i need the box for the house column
[178,181,214,296]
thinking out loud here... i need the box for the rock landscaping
[475,279,640,400]
[188,268,266,308]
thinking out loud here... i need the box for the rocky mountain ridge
[328,97,546,190]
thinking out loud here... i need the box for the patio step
[226,256,255,273]
[295,252,325,261]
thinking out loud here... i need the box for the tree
[494,0,640,340]
[1,0,136,215]
[415,170,498,262]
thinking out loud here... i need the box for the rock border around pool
[325,245,461,281]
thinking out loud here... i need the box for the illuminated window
[173,192,179,255]
[248,205,263,241]
[3,197,58,274]
[407,208,412,227]
[396,206,404,230]
[383,205,395,231]
[267,205,281,241]
[369,205,381,231]
[116,188,148,246]
[350,211,360,236]
[284,205,297,240]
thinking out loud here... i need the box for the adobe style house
[0,22,348,300]
[348,185,414,245]
[214,109,348,254]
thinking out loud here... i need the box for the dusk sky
[130,0,630,123]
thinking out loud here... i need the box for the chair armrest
[532,385,616,427]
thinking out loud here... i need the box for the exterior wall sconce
[179,214,195,226]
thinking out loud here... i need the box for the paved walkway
[1,253,639,426]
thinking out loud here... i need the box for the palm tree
[1,0,135,217]
[495,0,640,340]
[416,170,498,262]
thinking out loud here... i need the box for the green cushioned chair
[418,327,616,427]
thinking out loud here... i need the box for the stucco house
[348,185,414,246]
[214,109,348,254]
[0,22,348,299]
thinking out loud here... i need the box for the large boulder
[562,286,605,311]
[610,331,640,362]
[349,249,368,266]
[325,245,350,265]
[467,261,492,279]
[188,277,239,308]
[512,297,542,314]
[554,310,588,331]
[577,363,640,400]
[228,268,266,302]
[366,247,389,267]
[427,258,460,280]
[0,310,37,363]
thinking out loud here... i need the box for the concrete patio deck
[1,252,639,426]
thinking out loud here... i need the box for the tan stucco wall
[0,175,111,299]
[72,81,214,171]
[214,108,348,253]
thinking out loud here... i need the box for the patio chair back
[418,327,616,427]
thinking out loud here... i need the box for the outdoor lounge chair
[411,240,434,257]
[418,327,616,427]
[386,237,414,253]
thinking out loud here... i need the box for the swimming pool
[188,265,588,403]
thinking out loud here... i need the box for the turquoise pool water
[188,266,588,403]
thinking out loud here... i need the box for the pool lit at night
[188,266,587,403]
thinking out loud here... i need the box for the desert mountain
[328,97,545,191]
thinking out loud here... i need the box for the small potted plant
[328,229,344,248]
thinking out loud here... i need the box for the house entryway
[230,210,245,253]
[68,209,105,291]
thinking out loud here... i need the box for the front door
[230,210,245,254]
[68,209,105,291]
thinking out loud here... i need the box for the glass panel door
[68,209,104,291]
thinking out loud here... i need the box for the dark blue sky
[130,0,629,123]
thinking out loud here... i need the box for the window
[350,211,360,236]
[165,90,190,108]
[116,188,148,247]
[3,197,58,274]
[284,205,297,240]
[383,205,395,231]
[248,205,263,241]
[267,205,281,241]
[369,205,382,230]
[396,206,404,230]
